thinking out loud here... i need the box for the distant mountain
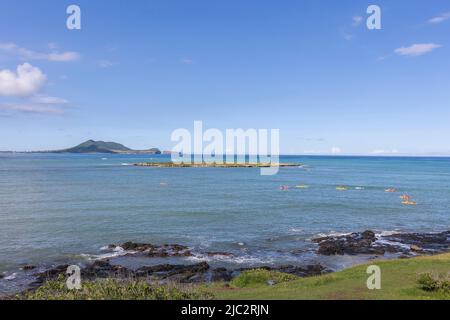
[56,140,161,154]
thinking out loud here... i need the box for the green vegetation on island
[134,162,300,168]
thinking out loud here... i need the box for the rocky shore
[3,230,450,296]
[312,230,450,256]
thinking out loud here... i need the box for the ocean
[1,154,449,292]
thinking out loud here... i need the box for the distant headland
[1,140,162,154]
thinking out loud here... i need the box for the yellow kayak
[295,185,309,189]
[336,186,348,191]
[402,201,417,206]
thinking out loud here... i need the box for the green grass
[17,254,450,300]
[20,277,213,300]
[208,254,450,300]
[230,269,298,288]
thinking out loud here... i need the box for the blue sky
[0,0,449,154]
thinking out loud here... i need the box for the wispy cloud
[0,93,69,116]
[181,57,194,65]
[48,42,58,50]
[339,16,363,41]
[97,60,115,68]
[428,12,450,24]
[0,43,80,62]
[352,16,363,27]
[31,94,69,105]
[0,103,65,115]
[331,147,342,154]
[0,63,47,97]
[340,29,354,41]
[394,43,442,57]
[372,149,399,155]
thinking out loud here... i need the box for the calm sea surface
[1,154,449,288]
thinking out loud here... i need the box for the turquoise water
[1,154,450,274]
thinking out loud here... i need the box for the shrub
[417,273,450,293]
[20,277,214,300]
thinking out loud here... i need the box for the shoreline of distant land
[2,150,450,158]
[134,162,301,168]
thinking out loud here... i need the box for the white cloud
[181,58,194,64]
[31,94,69,105]
[428,12,450,24]
[0,103,64,115]
[0,63,47,97]
[340,29,354,41]
[331,147,342,154]
[352,16,363,27]
[97,60,115,68]
[372,149,399,155]
[0,94,69,116]
[47,51,80,62]
[394,43,442,57]
[0,43,80,62]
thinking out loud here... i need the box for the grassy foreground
[208,253,450,300]
[18,253,450,300]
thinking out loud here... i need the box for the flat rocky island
[134,162,301,168]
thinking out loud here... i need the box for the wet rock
[22,265,36,271]
[291,249,307,256]
[362,230,376,240]
[313,231,387,255]
[384,231,450,252]
[313,230,450,256]
[33,264,70,286]
[120,241,154,251]
[114,242,193,257]
[274,264,329,277]
[135,262,210,283]
[82,260,131,279]
[210,268,233,282]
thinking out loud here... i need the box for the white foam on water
[374,239,411,251]
[315,231,351,238]
[289,228,303,233]
[81,246,131,260]
[377,230,401,237]
[186,253,274,265]
[4,273,17,280]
